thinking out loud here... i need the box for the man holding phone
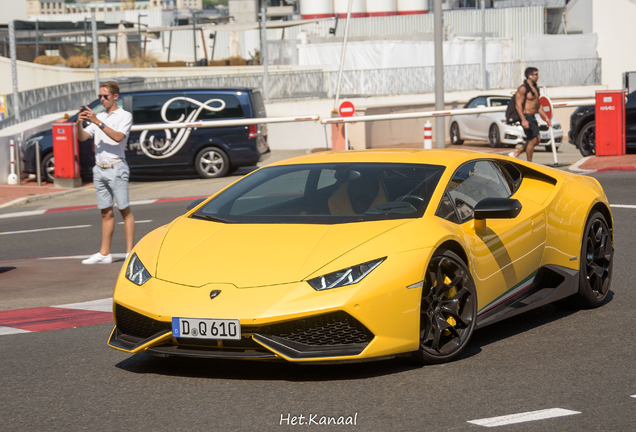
[77,81,134,264]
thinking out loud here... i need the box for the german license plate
[541,132,549,140]
[172,317,241,340]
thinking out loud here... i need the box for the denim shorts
[92,160,130,210]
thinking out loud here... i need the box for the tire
[544,144,554,152]
[42,152,55,183]
[412,249,477,364]
[574,211,613,308]
[576,121,595,157]
[488,124,502,148]
[450,122,463,145]
[194,147,230,179]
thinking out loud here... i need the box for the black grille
[115,304,171,339]
[540,125,549,131]
[257,311,374,346]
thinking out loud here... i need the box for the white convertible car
[449,95,563,150]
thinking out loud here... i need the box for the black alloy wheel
[42,153,55,183]
[450,122,464,145]
[577,121,596,157]
[488,124,502,148]
[413,249,477,364]
[195,147,230,179]
[575,211,613,308]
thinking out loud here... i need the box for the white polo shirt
[84,108,133,165]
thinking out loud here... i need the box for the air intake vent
[115,304,171,339]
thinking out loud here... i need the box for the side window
[490,98,510,107]
[132,94,186,124]
[435,191,460,223]
[446,161,512,223]
[186,94,245,121]
[494,160,522,195]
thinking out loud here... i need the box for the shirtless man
[509,67,551,162]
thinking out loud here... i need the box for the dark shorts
[523,114,540,144]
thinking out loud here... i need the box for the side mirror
[474,197,522,220]
[187,197,207,210]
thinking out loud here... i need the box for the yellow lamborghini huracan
[109,149,614,364]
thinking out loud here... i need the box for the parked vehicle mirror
[474,197,522,220]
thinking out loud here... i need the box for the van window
[251,91,267,118]
[132,94,187,124]
[186,94,245,121]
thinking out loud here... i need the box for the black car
[569,90,636,156]
[22,88,270,182]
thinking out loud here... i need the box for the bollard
[7,138,18,185]
[424,121,433,149]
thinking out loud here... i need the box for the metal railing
[0,58,602,130]
[0,81,96,129]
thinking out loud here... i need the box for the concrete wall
[0,56,324,95]
[592,0,636,89]
[565,0,593,34]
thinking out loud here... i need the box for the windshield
[193,163,445,224]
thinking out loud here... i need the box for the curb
[568,156,597,173]
[0,185,92,210]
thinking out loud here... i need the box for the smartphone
[80,106,88,113]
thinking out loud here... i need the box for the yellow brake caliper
[443,276,457,336]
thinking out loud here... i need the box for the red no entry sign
[339,101,355,117]
[539,96,553,120]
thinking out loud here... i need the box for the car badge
[209,290,222,300]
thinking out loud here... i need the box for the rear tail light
[248,124,258,139]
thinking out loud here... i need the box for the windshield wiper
[190,213,229,223]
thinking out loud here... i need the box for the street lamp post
[138,13,147,59]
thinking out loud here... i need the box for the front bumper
[108,249,429,362]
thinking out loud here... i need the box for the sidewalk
[1,146,635,211]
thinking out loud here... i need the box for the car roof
[269,149,498,167]
[119,88,258,97]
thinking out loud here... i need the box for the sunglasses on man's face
[98,94,110,100]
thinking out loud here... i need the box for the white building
[565,0,636,88]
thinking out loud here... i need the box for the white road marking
[0,224,92,236]
[631,395,636,399]
[52,298,113,313]
[129,199,158,205]
[0,210,46,219]
[117,219,153,225]
[610,204,636,209]
[0,326,31,335]
[467,408,581,427]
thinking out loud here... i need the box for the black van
[22,88,269,182]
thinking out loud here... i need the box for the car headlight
[125,253,152,286]
[307,258,385,291]
[553,124,561,130]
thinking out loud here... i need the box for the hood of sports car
[155,217,408,288]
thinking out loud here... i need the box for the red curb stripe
[597,166,636,172]
[45,205,97,213]
[0,307,112,331]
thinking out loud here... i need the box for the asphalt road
[0,171,635,431]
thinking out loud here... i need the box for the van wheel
[42,153,55,183]
[195,148,229,179]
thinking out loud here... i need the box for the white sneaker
[507,151,517,159]
[82,253,113,264]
